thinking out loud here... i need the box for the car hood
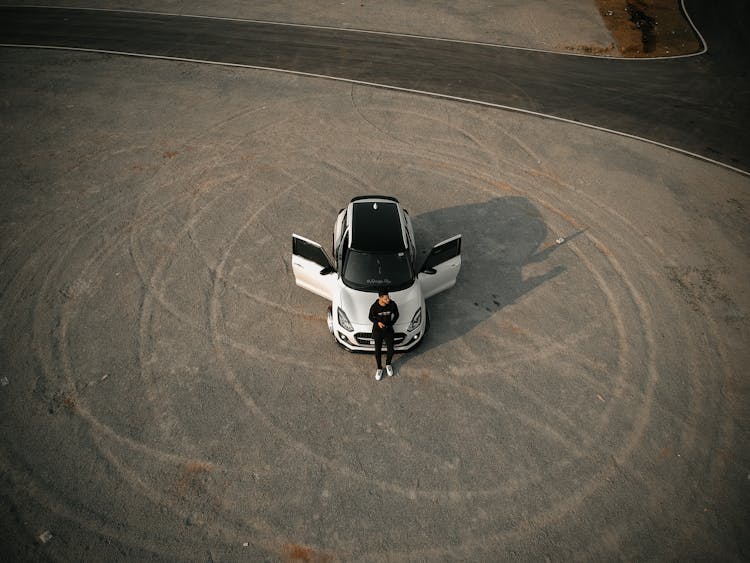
[338,283,422,328]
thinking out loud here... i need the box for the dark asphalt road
[1,3,749,173]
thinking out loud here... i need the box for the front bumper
[333,325,424,352]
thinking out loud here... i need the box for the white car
[292,195,462,352]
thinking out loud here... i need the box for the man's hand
[378,322,385,329]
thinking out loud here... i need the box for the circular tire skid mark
[1,53,743,560]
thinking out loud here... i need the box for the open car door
[418,235,462,299]
[292,234,337,301]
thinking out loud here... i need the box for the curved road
[1,2,749,174]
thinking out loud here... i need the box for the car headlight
[337,307,354,331]
[408,307,422,331]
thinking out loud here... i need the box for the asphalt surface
[0,3,749,562]
[1,2,749,173]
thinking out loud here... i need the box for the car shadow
[399,196,569,365]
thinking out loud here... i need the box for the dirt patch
[282,543,331,562]
[594,0,702,57]
[48,391,78,414]
[664,264,735,312]
[173,461,213,498]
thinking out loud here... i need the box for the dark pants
[373,328,394,369]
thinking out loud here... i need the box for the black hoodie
[369,299,399,332]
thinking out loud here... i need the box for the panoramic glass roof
[350,201,405,252]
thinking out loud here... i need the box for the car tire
[326,305,334,334]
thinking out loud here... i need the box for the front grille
[354,332,407,346]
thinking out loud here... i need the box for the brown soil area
[594,0,703,57]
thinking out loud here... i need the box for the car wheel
[326,305,334,334]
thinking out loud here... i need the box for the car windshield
[342,250,414,291]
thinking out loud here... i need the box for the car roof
[349,199,406,252]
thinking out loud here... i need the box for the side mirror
[320,267,335,275]
[420,267,437,275]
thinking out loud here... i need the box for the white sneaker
[386,365,394,377]
[375,369,383,381]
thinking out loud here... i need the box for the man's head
[378,290,390,305]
